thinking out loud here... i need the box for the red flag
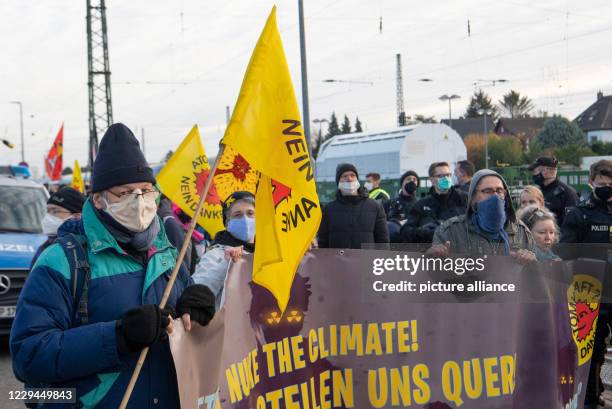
[45,123,64,181]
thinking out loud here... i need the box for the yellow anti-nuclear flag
[71,160,84,193]
[222,6,321,312]
[214,145,257,208]
[157,125,226,237]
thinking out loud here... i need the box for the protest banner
[171,250,604,409]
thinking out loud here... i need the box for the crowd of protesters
[7,120,612,408]
[334,156,612,409]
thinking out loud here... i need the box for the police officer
[529,155,578,225]
[365,172,390,211]
[561,159,612,244]
[560,159,612,408]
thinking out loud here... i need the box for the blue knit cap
[91,123,155,193]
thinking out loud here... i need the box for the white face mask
[452,174,460,186]
[41,213,66,235]
[338,180,360,195]
[364,182,374,191]
[103,191,158,233]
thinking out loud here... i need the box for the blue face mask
[227,216,256,242]
[437,176,452,192]
[474,194,506,233]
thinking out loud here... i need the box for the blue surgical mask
[437,176,452,192]
[227,216,255,242]
[474,195,506,233]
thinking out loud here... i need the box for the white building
[581,155,612,171]
[315,123,467,182]
[575,91,612,143]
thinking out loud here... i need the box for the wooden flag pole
[118,144,226,409]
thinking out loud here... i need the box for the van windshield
[0,186,47,233]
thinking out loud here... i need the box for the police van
[0,166,48,335]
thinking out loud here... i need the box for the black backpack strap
[56,233,90,326]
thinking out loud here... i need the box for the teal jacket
[10,201,192,408]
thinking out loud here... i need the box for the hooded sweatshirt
[432,169,535,255]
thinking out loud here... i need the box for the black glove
[115,304,175,354]
[176,284,216,327]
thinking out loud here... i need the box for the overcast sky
[1,0,611,176]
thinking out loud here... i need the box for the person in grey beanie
[427,169,536,263]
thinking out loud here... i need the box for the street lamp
[9,101,24,162]
[439,94,461,128]
[474,79,508,87]
[312,118,329,140]
[477,108,494,169]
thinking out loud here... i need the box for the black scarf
[213,230,255,253]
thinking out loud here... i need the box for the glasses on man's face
[107,188,160,201]
[47,208,71,217]
[433,173,451,179]
[479,187,506,196]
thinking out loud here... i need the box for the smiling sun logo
[567,274,601,366]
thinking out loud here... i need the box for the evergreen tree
[162,150,174,163]
[354,117,363,133]
[325,112,341,139]
[535,115,586,149]
[413,114,437,124]
[591,141,612,155]
[465,89,498,119]
[341,115,352,134]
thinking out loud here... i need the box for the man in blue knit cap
[11,123,215,408]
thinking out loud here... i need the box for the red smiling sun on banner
[194,169,221,205]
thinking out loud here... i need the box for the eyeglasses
[479,188,506,196]
[433,173,451,179]
[107,188,160,201]
[47,208,71,217]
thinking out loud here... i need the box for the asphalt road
[0,336,24,409]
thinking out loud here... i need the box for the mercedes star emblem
[0,274,11,295]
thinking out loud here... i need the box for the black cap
[528,156,558,170]
[91,123,155,193]
[400,170,420,187]
[335,163,359,184]
[47,187,85,214]
[222,191,255,224]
